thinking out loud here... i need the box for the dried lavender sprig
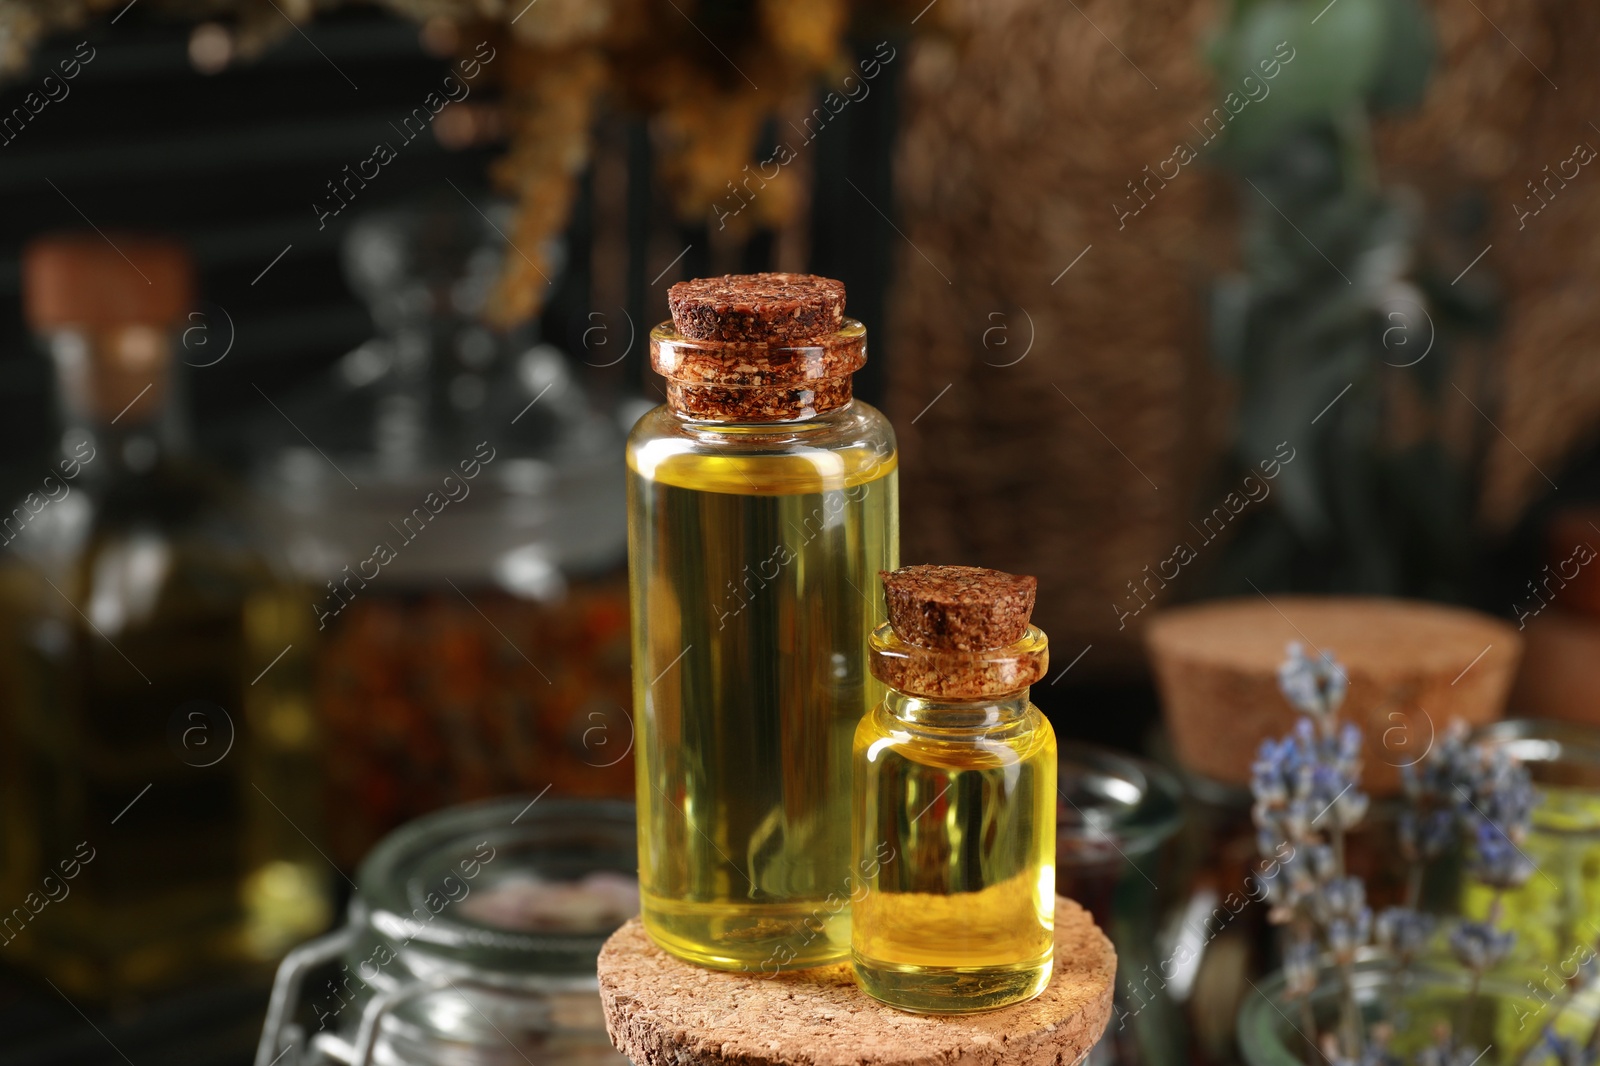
[1255,642,1371,1062]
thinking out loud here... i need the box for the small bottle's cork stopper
[882,565,1039,652]
[668,273,846,343]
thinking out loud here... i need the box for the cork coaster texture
[599,897,1116,1066]
[1145,595,1520,793]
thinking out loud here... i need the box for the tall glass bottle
[0,235,327,999]
[852,565,1056,1013]
[627,274,897,971]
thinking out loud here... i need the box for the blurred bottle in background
[0,235,329,1001]
[256,199,634,869]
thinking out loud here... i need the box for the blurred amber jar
[260,203,634,869]
[312,582,634,867]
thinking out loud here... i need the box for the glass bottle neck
[46,325,183,477]
[882,688,1033,730]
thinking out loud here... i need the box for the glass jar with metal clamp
[255,796,637,1066]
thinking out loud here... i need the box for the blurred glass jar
[1056,744,1184,1066]
[1155,757,1417,1066]
[1238,954,1599,1066]
[256,797,636,1066]
[1461,719,1600,968]
[255,199,634,866]
[0,234,327,999]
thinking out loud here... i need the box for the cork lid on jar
[24,233,195,330]
[653,273,865,422]
[872,565,1049,699]
[24,234,195,425]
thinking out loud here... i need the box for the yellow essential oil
[628,312,897,972]
[851,568,1055,1013]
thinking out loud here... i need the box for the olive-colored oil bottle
[852,565,1056,1013]
[0,235,327,1000]
[627,274,897,971]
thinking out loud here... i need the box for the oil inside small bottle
[852,689,1056,1012]
[628,409,897,971]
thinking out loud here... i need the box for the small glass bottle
[628,274,898,971]
[852,565,1056,1013]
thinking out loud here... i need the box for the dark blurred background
[2,0,1599,1063]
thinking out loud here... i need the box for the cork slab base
[599,897,1116,1066]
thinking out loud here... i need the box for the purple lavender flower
[1251,694,1369,851]
[1264,844,1322,921]
[1374,907,1435,965]
[1312,876,1371,963]
[1327,909,1373,964]
[1396,807,1455,865]
[1324,1040,1402,1066]
[1312,875,1367,922]
[1467,817,1536,890]
[1450,918,1516,973]
[1460,749,1537,835]
[1415,1037,1485,1066]
[1284,935,1319,998]
[1278,641,1350,720]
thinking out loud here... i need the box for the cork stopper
[668,273,846,342]
[23,234,194,426]
[883,565,1038,652]
[24,233,195,329]
[873,566,1047,700]
[654,273,862,422]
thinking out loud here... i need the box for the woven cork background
[887,0,1599,678]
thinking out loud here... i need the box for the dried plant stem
[1405,860,1424,911]
[1332,825,1364,1059]
[1300,995,1319,1066]
[1460,889,1504,1040]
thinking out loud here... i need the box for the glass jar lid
[1472,718,1600,836]
[259,797,637,1066]
[353,796,637,979]
[1056,743,1184,864]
